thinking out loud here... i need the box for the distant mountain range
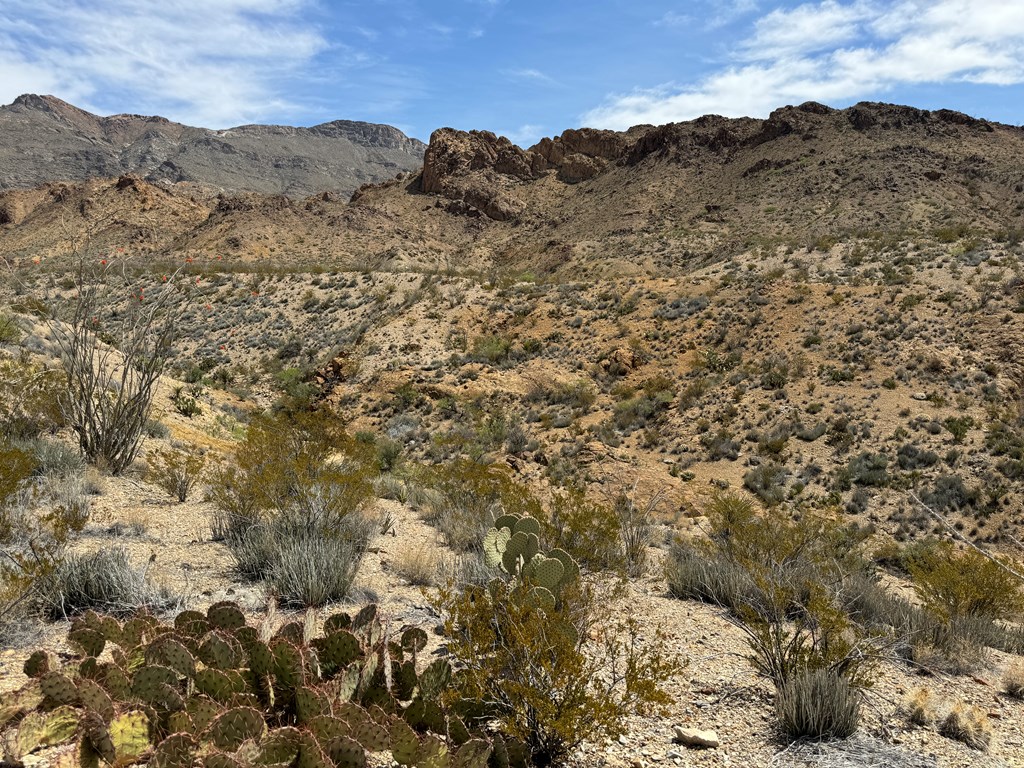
[0,94,426,198]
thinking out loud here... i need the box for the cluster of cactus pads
[481,515,580,617]
[1,601,528,768]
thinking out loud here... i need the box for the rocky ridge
[0,94,426,198]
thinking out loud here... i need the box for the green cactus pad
[132,664,179,701]
[351,605,377,633]
[270,638,305,690]
[526,586,556,613]
[174,611,211,638]
[308,714,351,742]
[194,667,241,704]
[121,615,161,649]
[22,650,54,679]
[166,711,195,735]
[77,678,115,721]
[482,527,511,568]
[417,659,452,700]
[349,718,388,752]
[98,664,131,700]
[324,736,366,768]
[512,516,541,537]
[233,626,259,651]
[415,734,449,768]
[78,657,101,681]
[257,726,303,765]
[186,695,222,732]
[295,731,331,768]
[150,733,196,768]
[203,751,243,768]
[448,720,471,749]
[329,664,359,704]
[275,621,304,644]
[98,615,123,645]
[39,672,79,705]
[546,548,580,584]
[247,639,274,677]
[453,739,492,768]
[393,660,417,701]
[149,636,197,678]
[530,557,565,590]
[313,629,360,671]
[389,718,419,766]
[404,699,447,735]
[200,631,243,671]
[13,712,44,761]
[83,711,116,764]
[324,612,352,634]
[294,687,329,723]
[68,627,105,658]
[110,709,151,761]
[400,627,428,655]
[207,602,246,632]
[492,514,520,532]
[504,530,528,558]
[206,706,265,750]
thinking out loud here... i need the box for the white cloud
[584,0,1024,130]
[0,0,329,126]
[655,12,692,28]
[501,124,545,147]
[503,68,554,84]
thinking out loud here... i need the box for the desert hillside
[1,101,1023,768]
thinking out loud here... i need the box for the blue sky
[2,1,1023,145]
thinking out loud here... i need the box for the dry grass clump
[1003,661,1024,699]
[147,446,206,502]
[939,703,991,751]
[393,544,440,586]
[36,546,177,619]
[905,687,937,726]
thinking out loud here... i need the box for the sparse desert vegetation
[2,100,1024,767]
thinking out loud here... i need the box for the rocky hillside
[4,100,1022,277]
[0,94,426,198]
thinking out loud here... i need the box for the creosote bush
[908,541,1024,622]
[438,513,680,767]
[666,493,875,737]
[209,409,375,607]
[147,447,206,502]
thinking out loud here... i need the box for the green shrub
[909,542,1024,622]
[776,669,861,740]
[438,518,679,767]
[742,462,788,506]
[147,448,205,502]
[544,487,623,572]
[171,387,201,418]
[209,410,375,606]
[423,459,541,553]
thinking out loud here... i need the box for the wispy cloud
[503,68,555,84]
[583,0,1024,129]
[0,0,329,127]
[655,12,692,28]
[500,123,545,147]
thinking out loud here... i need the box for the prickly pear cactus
[0,601,497,768]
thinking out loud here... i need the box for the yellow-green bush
[909,541,1024,622]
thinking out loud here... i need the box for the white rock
[672,726,720,749]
